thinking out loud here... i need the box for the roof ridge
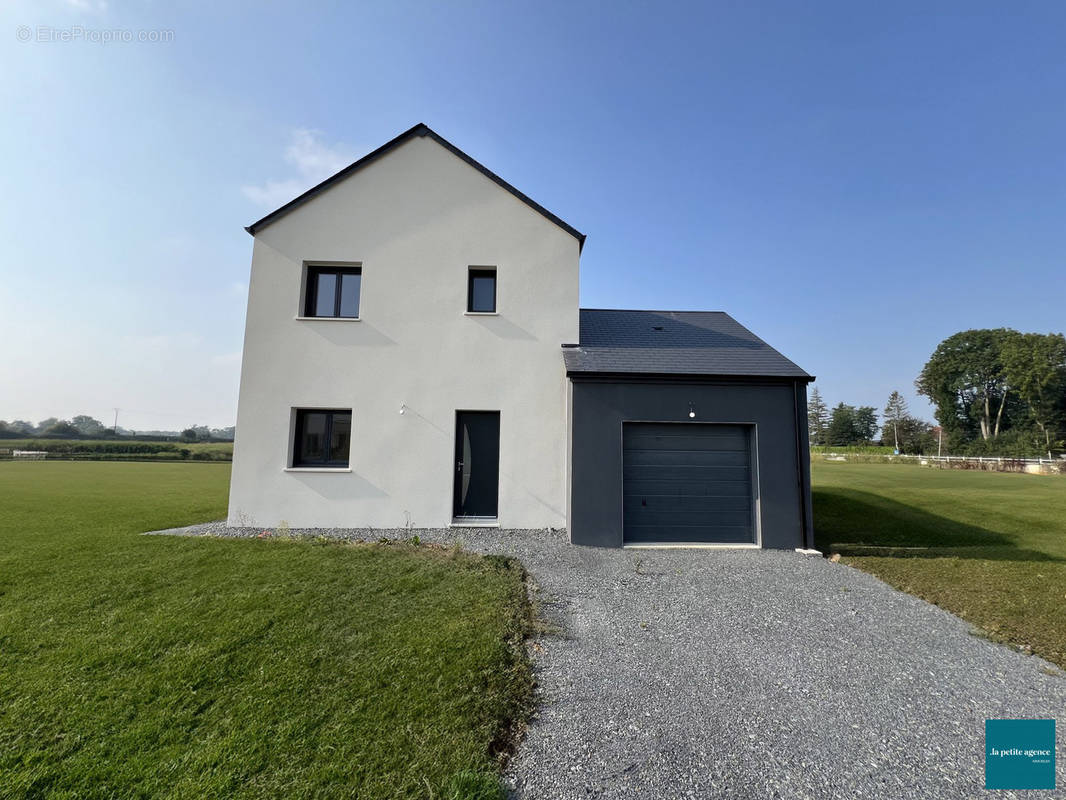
[580,308,728,314]
[245,123,586,250]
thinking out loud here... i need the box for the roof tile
[563,309,812,379]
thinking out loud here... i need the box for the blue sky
[3,1,1065,430]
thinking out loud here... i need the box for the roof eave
[564,368,815,382]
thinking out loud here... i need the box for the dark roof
[245,123,586,249]
[563,309,813,379]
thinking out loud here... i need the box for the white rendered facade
[228,129,580,529]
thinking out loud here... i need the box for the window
[467,268,497,313]
[304,266,361,318]
[292,409,351,467]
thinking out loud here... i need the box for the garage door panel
[622,449,750,467]
[623,478,751,497]
[626,509,751,527]
[623,494,751,513]
[623,464,750,482]
[624,524,754,544]
[623,422,755,545]
[623,430,748,451]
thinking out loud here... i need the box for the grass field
[6,460,1061,796]
[0,462,531,799]
[812,461,1066,668]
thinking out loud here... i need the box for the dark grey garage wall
[569,377,812,549]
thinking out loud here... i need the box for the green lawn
[0,463,532,799]
[812,460,1066,668]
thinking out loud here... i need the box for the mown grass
[0,462,532,799]
[812,461,1066,668]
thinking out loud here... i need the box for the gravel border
[146,522,1066,799]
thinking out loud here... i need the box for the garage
[622,422,756,545]
[564,309,814,549]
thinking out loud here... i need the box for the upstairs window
[293,409,351,467]
[305,265,361,318]
[467,268,497,313]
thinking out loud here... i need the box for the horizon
[3,1,1065,431]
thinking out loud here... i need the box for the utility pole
[937,426,943,458]
[113,408,119,434]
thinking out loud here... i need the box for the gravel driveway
[151,524,1066,798]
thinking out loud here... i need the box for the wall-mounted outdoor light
[399,403,407,415]
[688,402,696,419]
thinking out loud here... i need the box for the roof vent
[652,326,664,331]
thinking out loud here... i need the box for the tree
[883,391,909,452]
[807,387,829,446]
[42,420,79,437]
[824,403,879,446]
[71,415,106,437]
[36,417,59,434]
[854,406,878,443]
[916,328,1018,441]
[894,416,937,455]
[177,425,212,442]
[7,420,35,435]
[826,404,857,447]
[1001,332,1066,458]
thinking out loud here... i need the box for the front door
[453,411,500,519]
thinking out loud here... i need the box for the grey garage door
[622,422,755,544]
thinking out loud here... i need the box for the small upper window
[305,266,361,318]
[467,268,497,313]
[293,409,351,467]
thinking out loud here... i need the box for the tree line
[0,415,235,442]
[916,329,1065,458]
[807,388,938,453]
[808,328,1066,457]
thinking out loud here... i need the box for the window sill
[284,467,352,473]
[463,311,499,316]
[294,316,361,322]
[449,519,500,528]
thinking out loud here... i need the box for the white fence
[816,452,1065,474]
[906,454,1061,466]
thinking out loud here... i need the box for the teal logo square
[985,719,1055,790]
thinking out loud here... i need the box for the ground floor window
[293,409,351,467]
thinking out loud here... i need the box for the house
[229,123,815,549]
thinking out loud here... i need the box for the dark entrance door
[453,411,500,519]
[622,422,755,544]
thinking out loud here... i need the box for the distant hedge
[0,440,231,461]
[810,445,896,455]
